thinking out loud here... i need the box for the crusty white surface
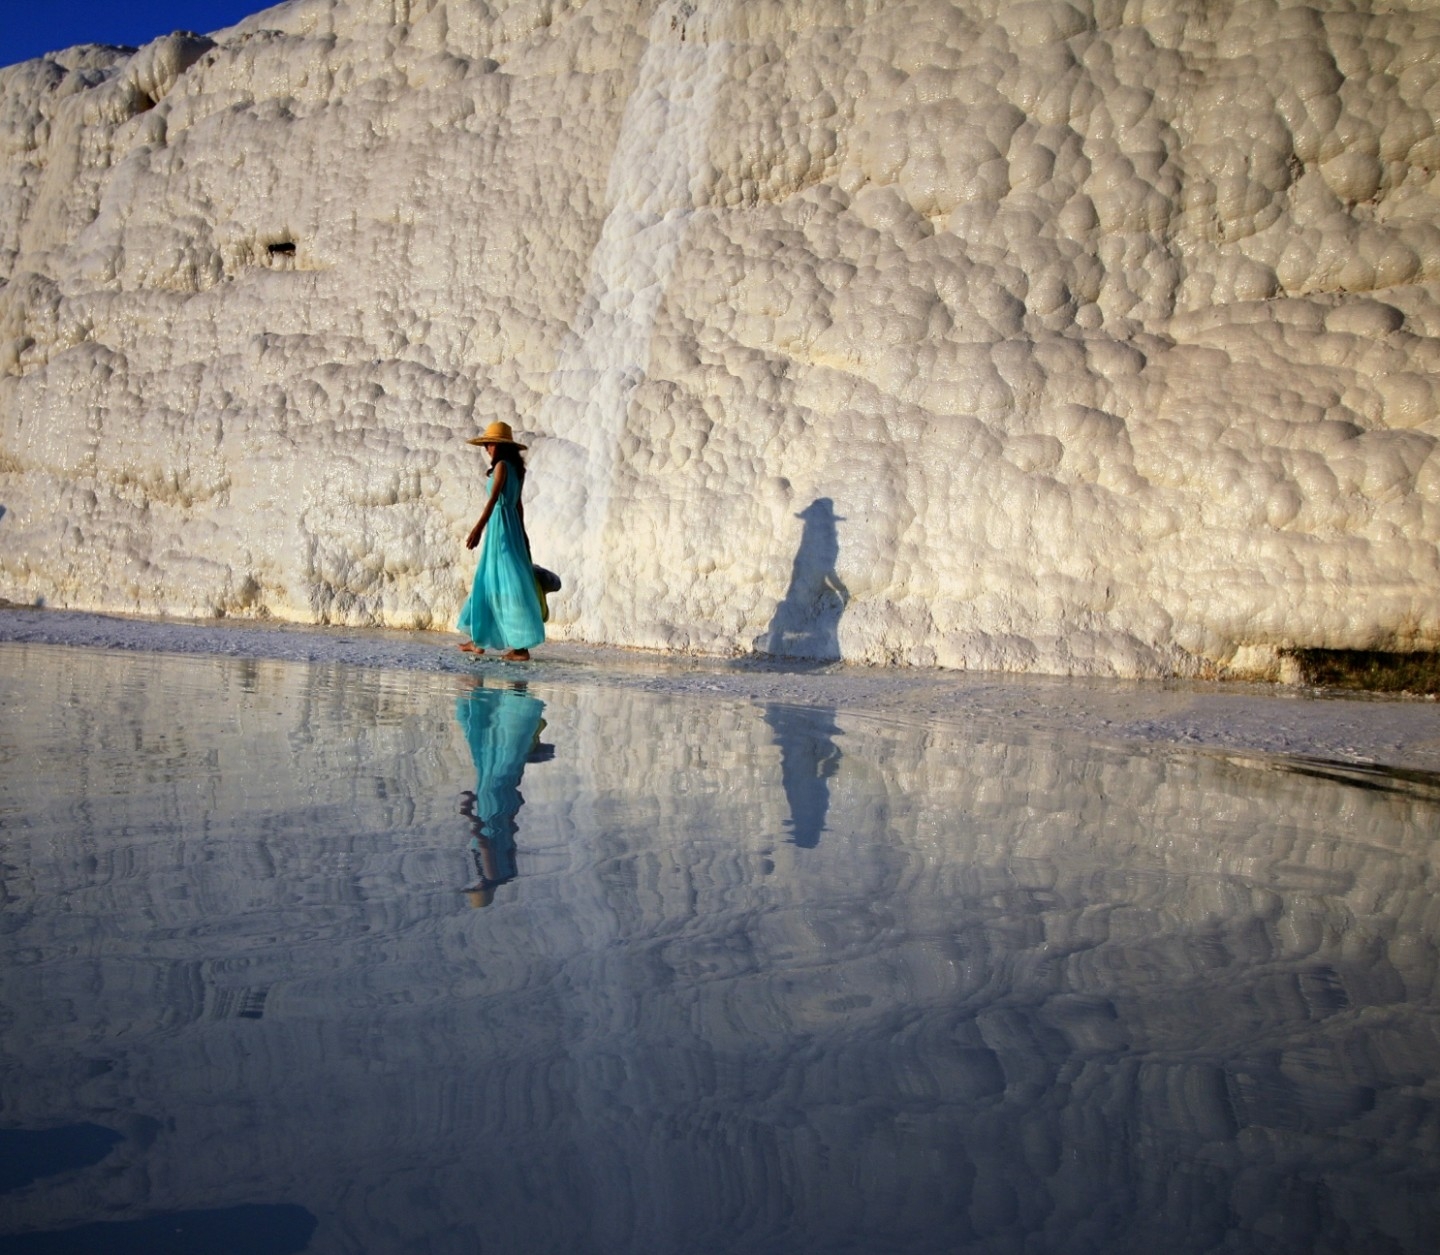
[1,0,1438,676]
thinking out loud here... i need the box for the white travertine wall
[1,0,1438,676]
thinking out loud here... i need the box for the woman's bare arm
[466,461,508,550]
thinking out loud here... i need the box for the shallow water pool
[1,642,1438,1254]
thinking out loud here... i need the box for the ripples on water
[1,643,1438,1255]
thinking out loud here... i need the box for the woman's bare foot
[501,649,531,661]
[459,641,484,655]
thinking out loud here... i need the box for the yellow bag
[532,565,560,623]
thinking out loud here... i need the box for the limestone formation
[1,0,1438,676]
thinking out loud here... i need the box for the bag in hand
[532,565,561,624]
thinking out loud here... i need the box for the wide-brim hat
[467,420,527,449]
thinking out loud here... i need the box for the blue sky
[2,2,272,69]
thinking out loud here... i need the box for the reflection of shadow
[755,498,849,661]
[0,1124,123,1194]
[764,703,842,849]
[455,681,550,908]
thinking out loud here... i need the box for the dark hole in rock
[267,242,297,257]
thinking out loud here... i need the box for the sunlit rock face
[1,0,1438,676]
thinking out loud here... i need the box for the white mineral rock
[1,0,1438,676]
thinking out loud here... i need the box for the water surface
[2,643,1438,1254]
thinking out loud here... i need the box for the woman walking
[457,421,545,661]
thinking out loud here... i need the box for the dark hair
[489,443,526,489]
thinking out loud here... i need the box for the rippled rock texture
[1,0,1438,675]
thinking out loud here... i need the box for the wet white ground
[3,606,1438,775]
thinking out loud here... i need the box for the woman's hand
[466,520,485,550]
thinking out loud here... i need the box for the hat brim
[467,436,528,449]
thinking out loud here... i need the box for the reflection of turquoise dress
[457,468,546,651]
[456,687,547,857]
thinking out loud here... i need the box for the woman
[457,421,545,661]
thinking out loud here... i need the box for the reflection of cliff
[3,645,1440,1252]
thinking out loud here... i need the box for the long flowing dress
[457,466,546,651]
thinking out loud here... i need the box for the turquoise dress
[457,466,546,651]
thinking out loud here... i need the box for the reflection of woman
[458,421,545,661]
[456,682,548,907]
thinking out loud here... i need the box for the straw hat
[467,420,527,449]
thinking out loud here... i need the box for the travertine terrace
[1,0,1438,676]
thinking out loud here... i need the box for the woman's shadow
[455,680,552,908]
[754,498,849,662]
